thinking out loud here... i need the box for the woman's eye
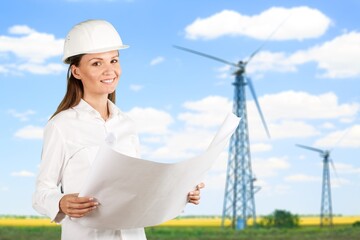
[92,62,101,66]
[111,59,118,64]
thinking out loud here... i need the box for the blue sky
[0,0,359,218]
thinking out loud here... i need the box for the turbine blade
[173,45,238,67]
[296,144,324,154]
[245,14,292,66]
[246,77,270,138]
[330,158,341,186]
[329,125,354,153]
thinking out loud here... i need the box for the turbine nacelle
[233,61,246,76]
[322,150,330,159]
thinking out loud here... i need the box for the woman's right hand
[59,193,99,218]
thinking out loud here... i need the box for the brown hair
[50,54,116,119]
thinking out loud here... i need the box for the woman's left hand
[187,182,205,205]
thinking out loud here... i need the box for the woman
[33,19,204,240]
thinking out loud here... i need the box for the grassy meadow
[0,216,360,240]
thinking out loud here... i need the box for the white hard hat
[62,19,128,63]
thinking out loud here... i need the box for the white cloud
[217,65,231,73]
[263,120,320,140]
[321,122,335,129]
[245,90,358,140]
[290,31,360,78]
[141,136,163,144]
[126,107,174,135]
[127,100,233,161]
[284,174,321,182]
[253,156,290,178]
[17,63,65,75]
[331,162,360,175]
[339,117,356,123]
[332,177,350,188]
[0,65,8,73]
[178,96,232,127]
[251,143,272,152]
[150,56,165,66]
[0,25,63,63]
[215,65,232,81]
[11,170,35,177]
[211,32,360,79]
[246,51,297,74]
[257,183,291,196]
[257,91,359,121]
[0,25,64,75]
[216,73,229,80]
[142,128,216,161]
[8,25,36,35]
[314,125,360,148]
[159,91,357,143]
[129,84,144,92]
[8,109,35,121]
[203,171,226,190]
[185,6,331,41]
[14,125,43,139]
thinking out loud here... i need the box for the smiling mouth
[101,78,115,84]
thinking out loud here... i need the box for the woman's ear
[71,65,81,80]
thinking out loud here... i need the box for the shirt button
[105,132,117,145]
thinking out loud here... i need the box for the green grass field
[1,226,360,240]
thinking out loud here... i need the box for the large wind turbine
[174,45,270,230]
[296,144,334,227]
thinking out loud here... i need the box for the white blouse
[32,99,147,240]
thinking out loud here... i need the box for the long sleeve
[33,101,148,239]
[32,121,66,222]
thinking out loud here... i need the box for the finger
[71,196,97,204]
[68,201,99,210]
[189,190,200,196]
[188,199,200,205]
[67,205,97,216]
[60,197,98,216]
[188,195,200,201]
[196,182,205,190]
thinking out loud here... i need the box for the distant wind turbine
[296,144,335,227]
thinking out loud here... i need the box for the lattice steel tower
[222,64,255,229]
[320,151,333,227]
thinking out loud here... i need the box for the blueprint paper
[75,113,240,230]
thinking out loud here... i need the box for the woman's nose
[103,64,116,75]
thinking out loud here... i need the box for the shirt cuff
[47,192,65,223]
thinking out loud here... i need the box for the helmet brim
[63,44,129,64]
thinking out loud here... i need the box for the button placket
[104,121,117,146]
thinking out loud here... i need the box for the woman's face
[71,50,121,100]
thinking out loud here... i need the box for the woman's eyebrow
[88,55,119,62]
[88,57,103,62]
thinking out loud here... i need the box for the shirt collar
[73,99,121,121]
[107,99,120,119]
